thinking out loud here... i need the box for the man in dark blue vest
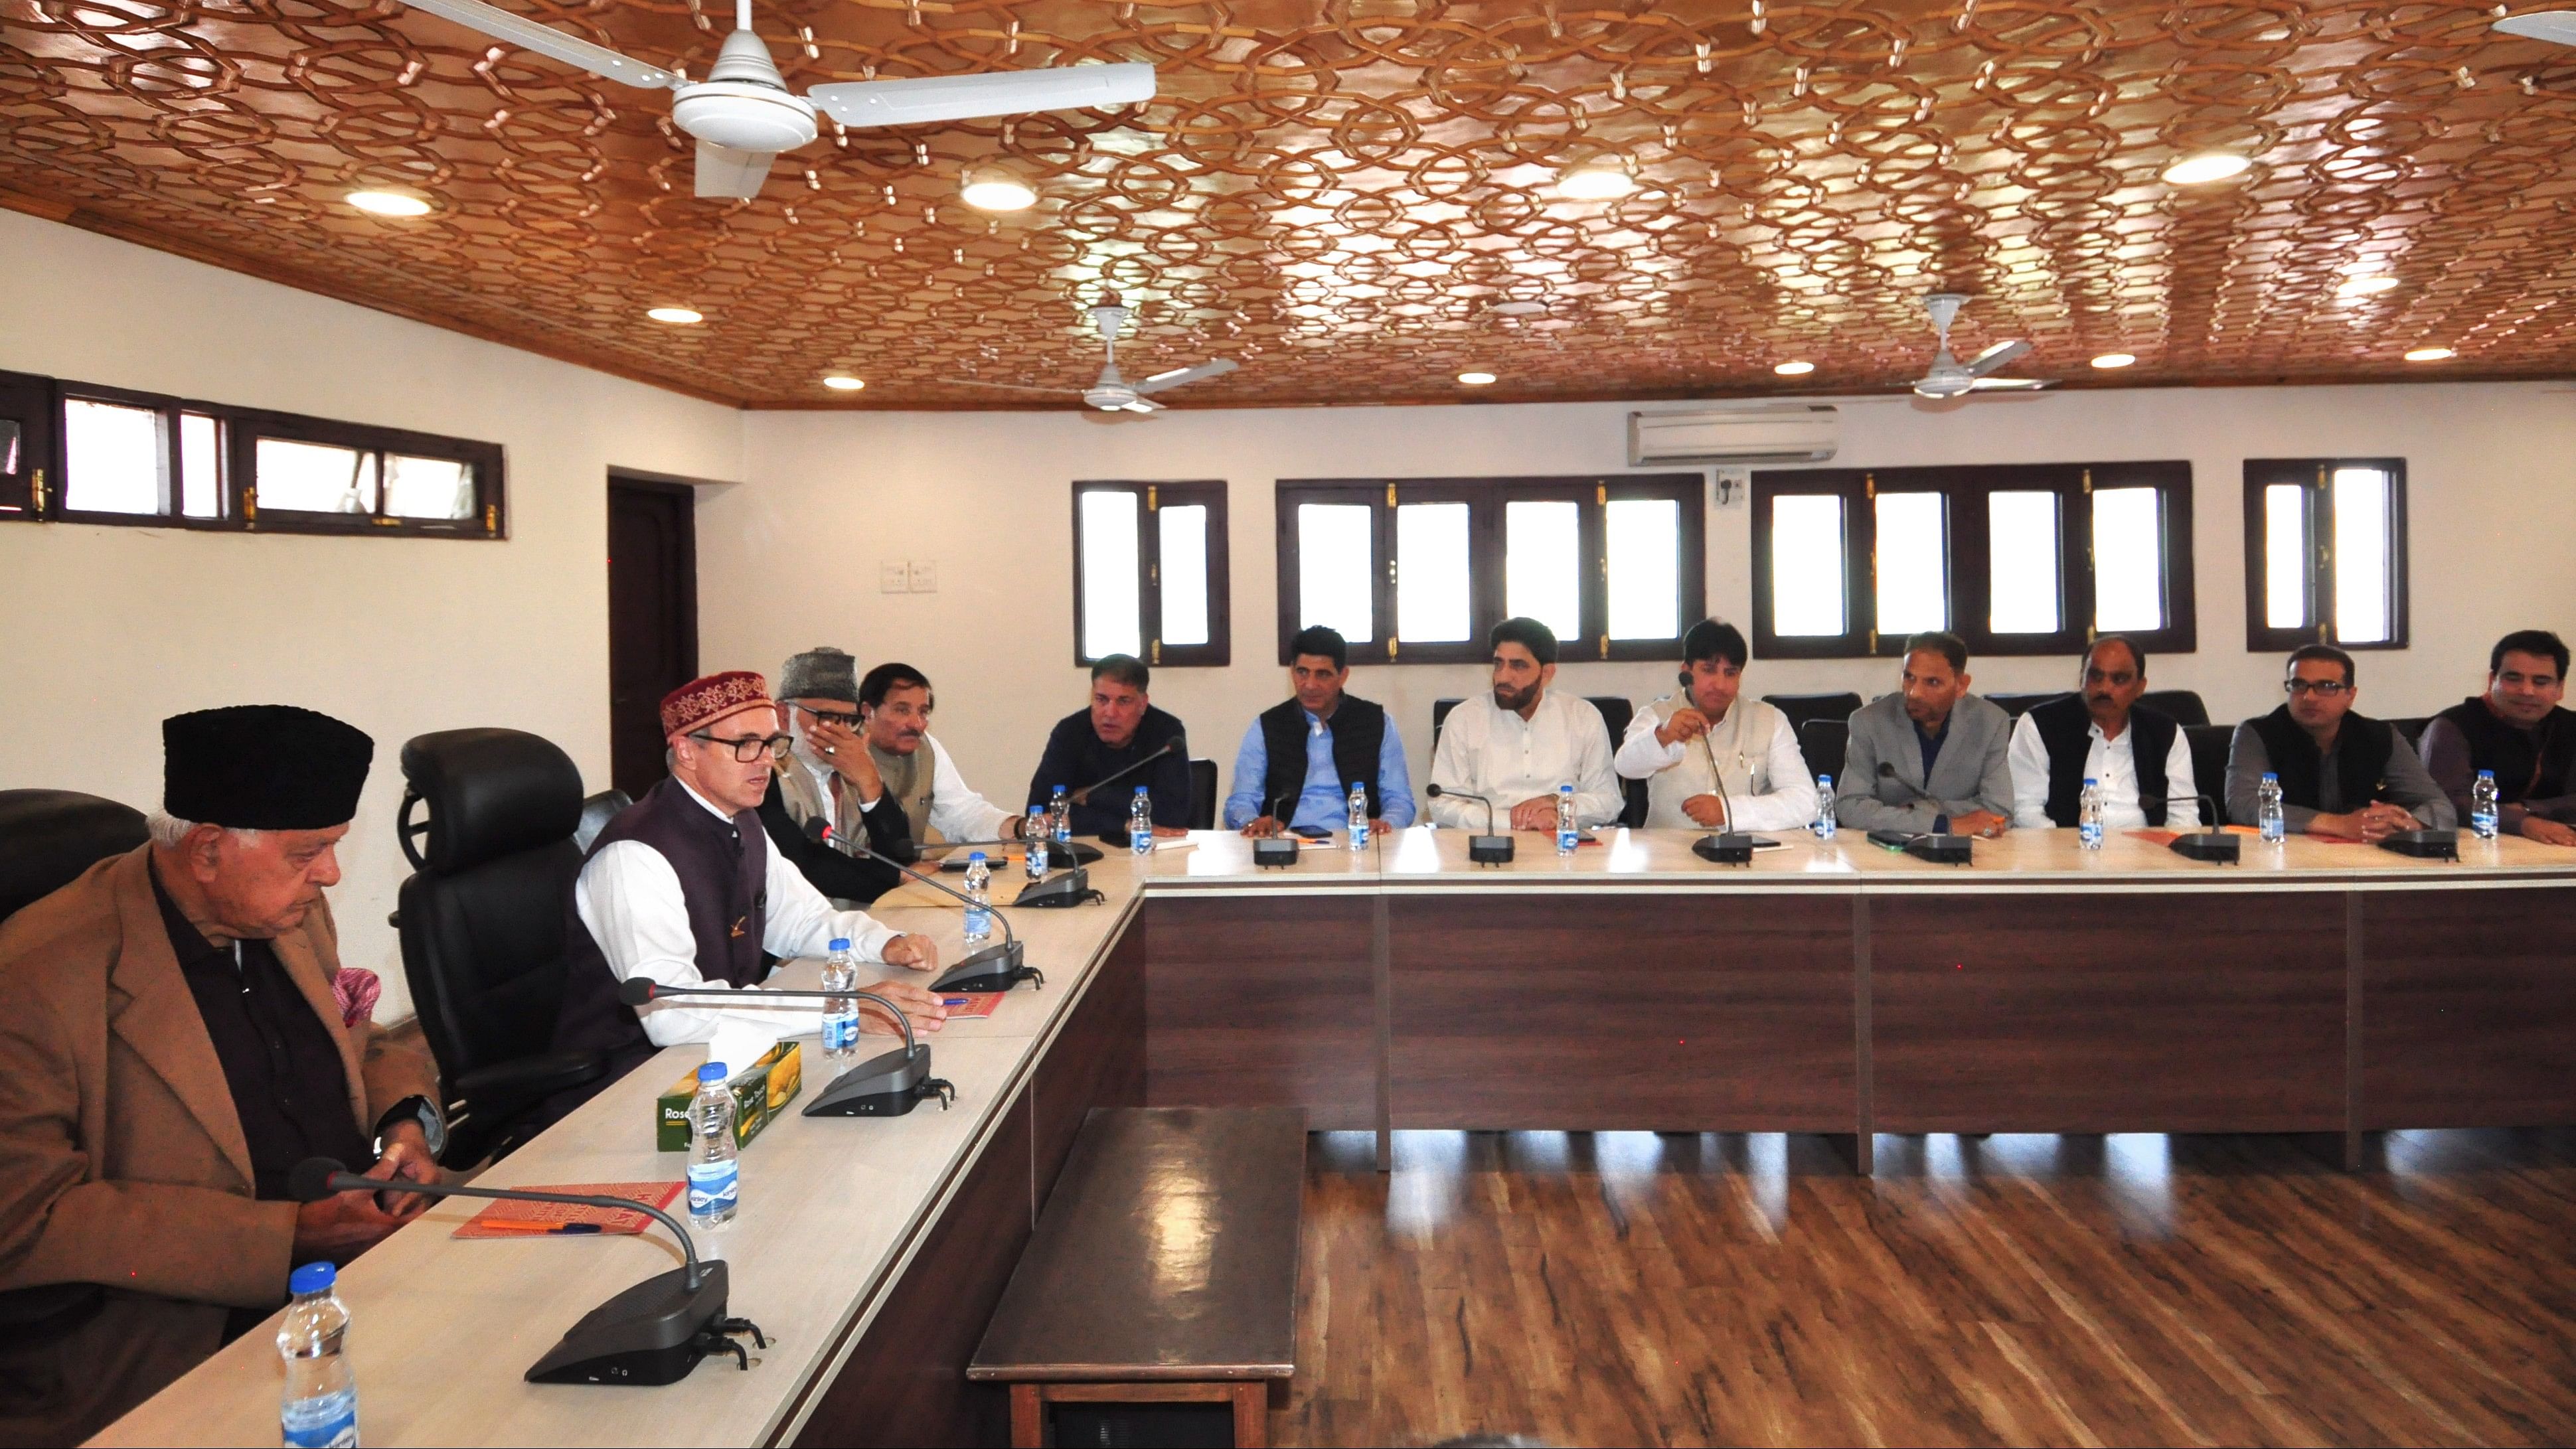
[1222,625,1416,836]
[2223,645,2455,839]
[2420,629,2576,847]
[2006,635,2202,829]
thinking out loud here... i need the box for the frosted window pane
[1079,490,1143,660]
[179,413,222,519]
[1395,502,1471,643]
[384,454,473,520]
[1874,492,1949,633]
[64,399,163,514]
[2091,487,2163,631]
[1769,495,1846,636]
[1987,491,2061,634]
[1504,499,1582,643]
[1157,503,1209,647]
[2333,466,2391,644]
[2265,483,2308,629]
[255,438,376,514]
[1297,502,1375,644]
[1606,497,1681,640]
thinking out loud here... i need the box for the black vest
[1258,695,1388,820]
[552,778,772,1093]
[2250,706,2395,814]
[2031,694,2176,827]
[2433,697,2576,804]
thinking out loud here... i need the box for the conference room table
[92,825,2576,1447]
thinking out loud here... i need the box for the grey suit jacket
[1834,692,2016,832]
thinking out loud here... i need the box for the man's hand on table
[1948,810,2010,839]
[1508,797,1560,832]
[882,933,940,972]
[1240,815,1285,838]
[2317,802,2423,843]
[858,977,949,1036]
[1680,795,1730,828]
[2522,816,2576,848]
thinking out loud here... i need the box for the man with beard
[1834,631,2015,838]
[1427,617,1622,832]
[1615,617,1818,830]
[2006,635,2202,830]
[758,645,909,903]
[2419,629,2576,846]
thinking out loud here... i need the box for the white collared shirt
[1614,697,1819,831]
[1426,688,1623,829]
[575,779,901,1047]
[2007,712,2202,830]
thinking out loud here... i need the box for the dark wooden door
[607,476,697,799]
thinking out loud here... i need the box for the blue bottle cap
[1135,785,1149,795]
[289,1262,336,1295]
[2084,777,2098,786]
[969,850,987,862]
[1560,783,1573,792]
[2478,769,2496,779]
[698,1062,727,1083]
[2262,771,2278,781]
[828,937,850,952]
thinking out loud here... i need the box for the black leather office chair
[1763,692,1863,735]
[574,788,631,851]
[2387,716,2431,749]
[2184,725,2235,823]
[1986,692,2067,718]
[1799,720,1849,788]
[1431,697,1461,743]
[1187,759,1218,830]
[395,729,607,1168]
[2138,689,2210,727]
[0,789,149,925]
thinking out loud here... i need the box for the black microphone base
[1252,837,1301,868]
[2377,828,2459,860]
[1015,867,1098,907]
[1052,840,1107,866]
[1906,834,1974,865]
[2168,831,2241,864]
[932,940,1044,994]
[1691,832,1761,866]
[524,1261,729,1386]
[803,1043,955,1116]
[1467,834,1516,865]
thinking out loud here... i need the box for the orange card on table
[935,992,1005,1020]
[451,1182,683,1239]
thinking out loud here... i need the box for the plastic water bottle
[1129,786,1153,857]
[1024,806,1050,879]
[961,853,992,943]
[2471,769,2500,840]
[278,1262,357,1448]
[1346,783,1370,850]
[2078,777,2105,850]
[1048,785,1071,847]
[1555,783,1579,856]
[1814,775,1837,839]
[819,938,858,1063]
[686,1063,738,1229]
[2258,772,2286,843]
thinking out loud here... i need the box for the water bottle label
[965,907,991,938]
[687,1160,738,1217]
[822,1012,857,1053]
[282,1391,359,1449]
[2472,811,2499,838]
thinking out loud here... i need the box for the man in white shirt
[1427,617,1623,831]
[2006,635,2203,830]
[548,671,948,1109]
[1616,618,1818,831]
[844,662,1030,851]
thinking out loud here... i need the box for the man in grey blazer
[1835,631,2016,837]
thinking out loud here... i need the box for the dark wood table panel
[2362,885,2576,1129]
[1032,912,1151,1220]
[1386,894,1856,1130]
[1872,893,2348,1134]
[1143,895,1380,1130]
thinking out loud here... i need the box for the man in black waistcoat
[2006,635,2203,829]
[2223,645,2455,840]
[1221,625,1417,836]
[548,672,949,1115]
[2419,629,2576,847]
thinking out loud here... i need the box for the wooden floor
[1281,1129,2576,1447]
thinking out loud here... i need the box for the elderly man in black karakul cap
[0,705,444,1447]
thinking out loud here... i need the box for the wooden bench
[969,1107,1305,1448]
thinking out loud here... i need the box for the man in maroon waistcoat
[549,672,947,1112]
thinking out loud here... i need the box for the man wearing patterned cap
[0,705,445,1445]
[548,671,948,1113]
[757,645,908,905]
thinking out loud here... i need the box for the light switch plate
[907,560,938,593]
[879,562,909,593]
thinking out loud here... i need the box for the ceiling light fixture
[1458,371,1498,386]
[959,167,1036,212]
[2160,151,2252,185]
[1552,156,1635,200]
[346,189,433,217]
[2091,352,2136,369]
[2338,274,2401,297]
[2403,346,2454,362]
[647,306,704,325]
[1773,360,1815,376]
[822,374,866,390]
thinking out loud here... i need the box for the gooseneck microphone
[1251,790,1301,867]
[1690,724,1761,865]
[1868,761,1974,864]
[2138,791,2243,864]
[1068,737,1184,807]
[617,977,957,1116]
[1425,783,1515,864]
[287,1156,760,1384]
[802,818,1050,988]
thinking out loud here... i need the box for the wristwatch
[372,1095,447,1159]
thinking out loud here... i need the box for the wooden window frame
[1273,473,1706,666]
[0,370,55,521]
[1751,461,2196,660]
[1070,479,1231,668]
[2242,457,2408,653]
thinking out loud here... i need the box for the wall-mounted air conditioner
[1627,404,1839,465]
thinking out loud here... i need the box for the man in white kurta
[2006,637,2203,830]
[1426,617,1623,831]
[1616,619,1818,831]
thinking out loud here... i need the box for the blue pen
[941,997,970,1008]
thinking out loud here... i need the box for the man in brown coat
[0,706,443,1446]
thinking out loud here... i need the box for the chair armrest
[454,1051,607,1113]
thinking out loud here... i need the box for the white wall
[0,210,745,1021]
[707,383,2576,816]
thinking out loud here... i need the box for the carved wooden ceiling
[5,0,2575,408]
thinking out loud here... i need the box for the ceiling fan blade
[694,141,776,199]
[807,62,1155,129]
[1133,358,1238,395]
[2495,10,2576,44]
[938,378,1082,396]
[1968,377,2050,391]
[1966,339,2032,376]
[402,0,677,88]
[1123,398,1165,414]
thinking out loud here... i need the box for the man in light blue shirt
[1224,625,1417,835]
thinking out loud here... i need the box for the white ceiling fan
[398,0,1153,199]
[2494,9,2576,44]
[939,293,1240,413]
[1909,293,2048,399]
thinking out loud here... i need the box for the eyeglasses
[690,730,793,763]
[792,704,860,728]
[2285,679,2351,698]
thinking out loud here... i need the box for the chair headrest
[398,729,583,874]
[0,790,149,923]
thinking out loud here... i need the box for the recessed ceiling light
[1458,371,1497,386]
[1773,360,1815,376]
[2160,151,2253,185]
[647,306,703,325]
[822,374,866,390]
[1489,299,1548,317]
[959,168,1036,212]
[2091,352,2136,369]
[2338,274,2401,297]
[1552,157,1634,200]
[2403,346,2454,362]
[346,189,433,218]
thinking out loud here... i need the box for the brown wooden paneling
[2362,885,2576,1129]
[1387,894,1856,1130]
[1143,895,1379,1130]
[1872,892,2348,1134]
[1031,913,1150,1221]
